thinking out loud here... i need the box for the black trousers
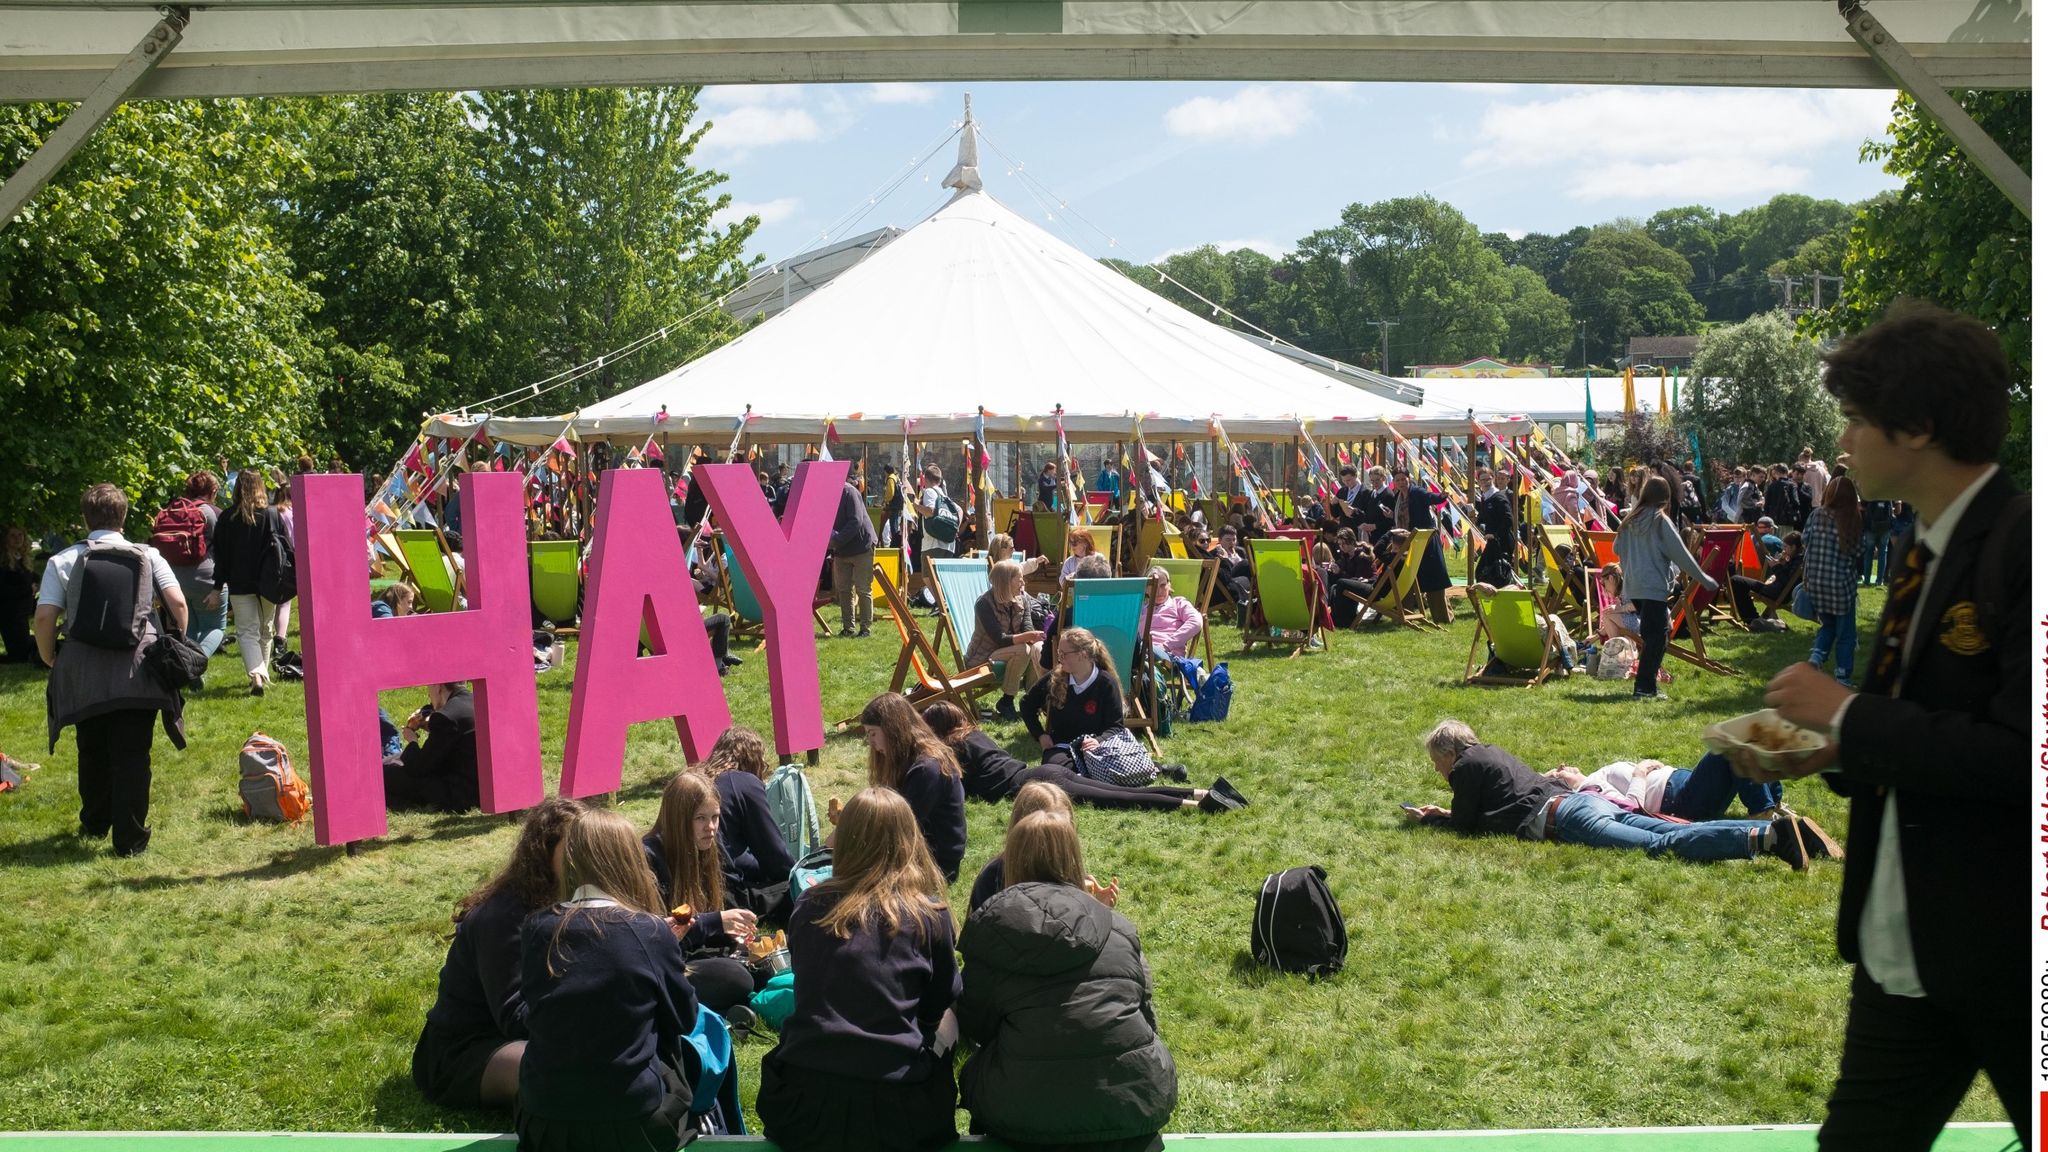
[75,707,156,855]
[1018,763,1192,813]
[1328,578,1375,627]
[1631,598,1670,697]
[0,599,34,662]
[1818,965,2030,1151]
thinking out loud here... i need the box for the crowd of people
[6,301,2026,1152]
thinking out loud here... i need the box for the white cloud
[866,83,939,105]
[1163,85,1314,143]
[1154,238,1288,261]
[713,197,803,231]
[699,104,824,159]
[1462,87,1895,201]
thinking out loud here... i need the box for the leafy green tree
[1560,224,1703,364]
[1680,311,1841,468]
[1288,196,1510,371]
[470,87,758,414]
[0,100,317,534]
[279,93,497,471]
[1499,265,1574,365]
[1815,89,2030,478]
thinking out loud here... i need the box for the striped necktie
[1864,540,1932,697]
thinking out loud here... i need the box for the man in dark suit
[385,680,480,812]
[1743,302,2028,1151]
[1389,466,1453,624]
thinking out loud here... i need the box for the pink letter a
[296,472,544,846]
[560,468,733,798]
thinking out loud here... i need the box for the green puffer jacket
[957,881,1177,1146]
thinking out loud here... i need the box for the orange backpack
[239,733,311,824]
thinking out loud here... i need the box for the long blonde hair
[1010,779,1072,825]
[231,469,269,525]
[1047,626,1120,712]
[990,559,1024,604]
[546,809,665,976]
[811,788,950,942]
[859,693,961,788]
[1003,810,1087,890]
[651,772,723,914]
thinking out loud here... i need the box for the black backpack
[63,539,151,650]
[258,521,297,605]
[1251,864,1347,976]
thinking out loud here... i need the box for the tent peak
[941,92,982,199]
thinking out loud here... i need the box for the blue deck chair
[1068,576,1159,751]
[928,558,1004,683]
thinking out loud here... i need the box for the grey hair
[1422,719,1478,762]
[1075,554,1113,579]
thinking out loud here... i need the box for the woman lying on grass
[923,700,1243,815]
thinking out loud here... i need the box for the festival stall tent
[427,125,1526,450]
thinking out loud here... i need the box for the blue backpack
[1188,661,1234,723]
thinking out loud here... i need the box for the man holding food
[1737,302,2029,1151]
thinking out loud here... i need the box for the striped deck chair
[1241,537,1327,657]
[1355,531,1439,632]
[1152,557,1217,668]
[1462,586,1566,688]
[1668,528,1742,676]
[928,558,1003,682]
[1069,576,1161,750]
[843,566,998,727]
[393,529,460,613]
[528,539,581,634]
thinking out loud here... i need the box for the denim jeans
[1632,598,1670,697]
[1811,611,1858,681]
[174,568,226,661]
[1662,754,1781,819]
[1552,792,1764,861]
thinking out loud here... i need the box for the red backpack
[149,498,209,568]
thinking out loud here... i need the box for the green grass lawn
[0,593,2007,1135]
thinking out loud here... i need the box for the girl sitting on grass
[642,771,757,1015]
[756,788,960,1152]
[693,726,795,917]
[517,809,698,1152]
[959,807,1178,1152]
[857,692,966,882]
[411,796,583,1111]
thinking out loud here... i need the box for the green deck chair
[394,529,460,614]
[1068,576,1159,749]
[928,557,1004,682]
[528,539,581,632]
[720,537,832,644]
[1242,537,1326,657]
[1462,586,1564,688]
[1032,512,1069,564]
[1152,556,1217,668]
[1356,530,1440,633]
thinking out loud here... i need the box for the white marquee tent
[427,122,1525,447]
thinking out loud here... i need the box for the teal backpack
[764,761,821,861]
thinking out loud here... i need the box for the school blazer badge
[1937,601,1989,657]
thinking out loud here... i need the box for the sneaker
[856,627,871,638]
[1795,815,1843,861]
[839,628,856,639]
[722,655,745,667]
[1768,815,1810,871]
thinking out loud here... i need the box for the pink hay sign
[293,459,851,846]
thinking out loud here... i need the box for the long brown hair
[1047,626,1120,712]
[1002,810,1087,890]
[652,772,723,914]
[1821,474,1863,550]
[546,809,665,976]
[456,796,585,920]
[811,788,950,942]
[698,726,769,781]
[859,693,960,787]
[1619,475,1672,534]
[231,469,269,525]
[920,700,977,747]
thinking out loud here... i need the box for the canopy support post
[0,6,190,232]
[1839,0,2030,221]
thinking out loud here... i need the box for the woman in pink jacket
[1143,567,1203,660]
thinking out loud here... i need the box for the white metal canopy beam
[0,1,2029,101]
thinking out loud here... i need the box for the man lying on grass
[1402,719,1811,868]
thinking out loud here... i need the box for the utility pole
[1578,321,1588,372]
[1363,319,1401,375]
[1810,270,1843,311]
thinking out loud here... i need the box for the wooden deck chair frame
[1461,586,1565,688]
[1152,556,1218,669]
[1533,524,1589,633]
[1352,530,1440,633]
[1240,537,1328,658]
[393,528,460,614]
[1668,569,1740,677]
[1758,553,1805,617]
[1126,518,1165,575]
[927,557,994,673]
[1690,527,1748,629]
[714,535,833,648]
[1069,576,1162,753]
[842,565,999,727]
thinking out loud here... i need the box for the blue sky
[696,81,1904,265]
